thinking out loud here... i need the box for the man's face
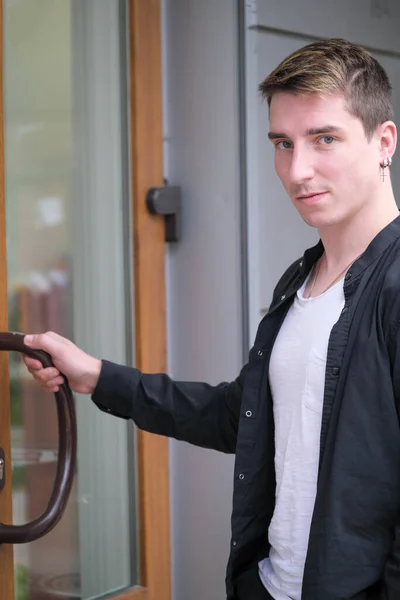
[269,92,384,229]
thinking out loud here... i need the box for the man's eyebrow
[268,125,345,140]
[268,131,288,140]
[306,125,345,136]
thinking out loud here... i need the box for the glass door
[4,0,137,598]
[0,1,170,599]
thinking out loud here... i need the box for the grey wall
[162,1,242,599]
[162,1,400,599]
[244,1,400,343]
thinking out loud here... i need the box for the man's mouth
[296,192,328,205]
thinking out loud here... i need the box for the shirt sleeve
[388,319,400,413]
[91,359,246,454]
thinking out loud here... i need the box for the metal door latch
[146,184,181,242]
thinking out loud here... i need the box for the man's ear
[378,121,397,161]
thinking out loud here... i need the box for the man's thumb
[24,334,49,351]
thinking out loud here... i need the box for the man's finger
[45,384,60,393]
[23,356,43,370]
[40,367,61,382]
[43,375,64,388]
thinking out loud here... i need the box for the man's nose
[289,148,315,184]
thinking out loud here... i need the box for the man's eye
[276,140,292,149]
[320,136,335,145]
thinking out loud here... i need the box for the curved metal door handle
[0,332,77,544]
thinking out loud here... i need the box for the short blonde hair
[259,38,393,139]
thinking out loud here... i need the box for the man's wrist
[87,358,102,394]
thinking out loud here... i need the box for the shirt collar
[268,214,400,315]
[300,214,400,283]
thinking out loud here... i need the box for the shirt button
[232,541,237,546]
[257,350,264,357]
[299,261,303,267]
[332,367,340,376]
[245,410,252,418]
[280,294,286,301]
[345,272,352,280]
[239,474,245,480]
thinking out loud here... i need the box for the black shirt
[93,215,400,600]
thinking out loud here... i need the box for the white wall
[162,1,243,599]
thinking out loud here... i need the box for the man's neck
[318,196,399,272]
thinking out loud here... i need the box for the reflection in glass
[4,1,137,598]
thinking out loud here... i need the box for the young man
[23,39,400,599]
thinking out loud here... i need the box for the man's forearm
[91,359,243,453]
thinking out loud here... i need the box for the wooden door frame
[128,0,171,598]
[0,0,171,598]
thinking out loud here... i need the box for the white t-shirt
[258,275,345,600]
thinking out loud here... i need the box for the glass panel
[3,1,138,599]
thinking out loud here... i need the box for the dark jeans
[235,569,382,600]
[235,567,274,600]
